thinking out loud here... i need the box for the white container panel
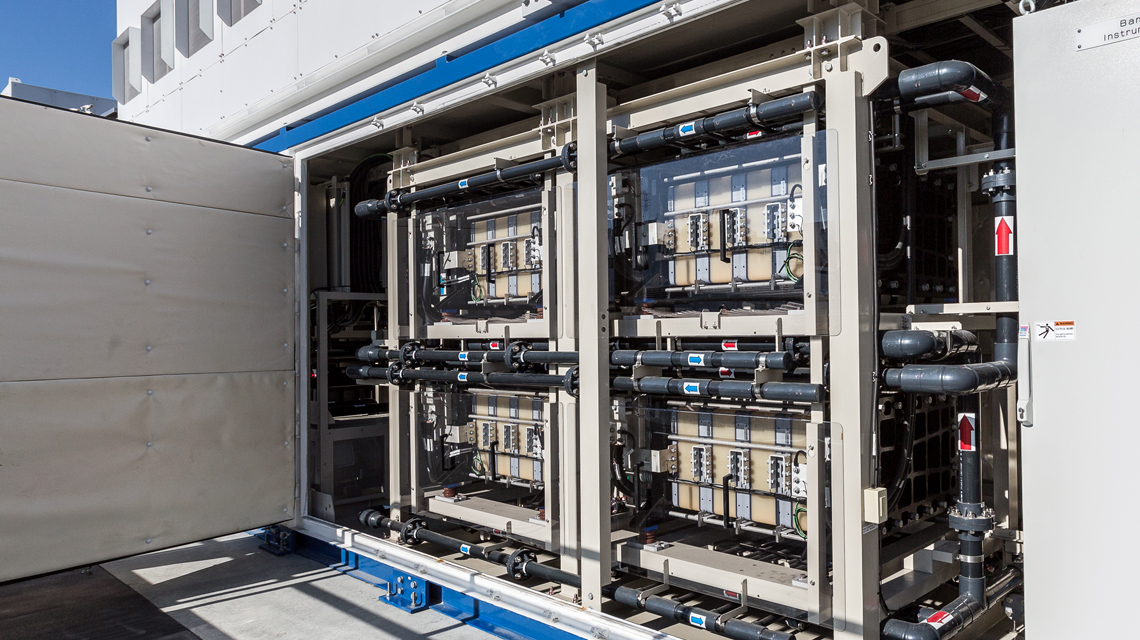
[218,9,299,123]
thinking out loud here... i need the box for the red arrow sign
[995,217,1014,256]
[958,414,976,452]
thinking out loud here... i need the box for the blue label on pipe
[460,544,471,555]
[459,179,469,189]
[459,352,469,361]
[682,382,701,395]
[678,122,697,136]
[458,373,468,382]
[689,613,706,627]
[687,354,705,366]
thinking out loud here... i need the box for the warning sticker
[924,611,952,629]
[1018,324,1030,340]
[958,413,977,452]
[1034,320,1077,342]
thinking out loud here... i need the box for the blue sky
[0,0,116,98]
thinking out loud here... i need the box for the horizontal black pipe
[882,362,1013,395]
[519,350,579,364]
[356,345,399,363]
[610,350,792,370]
[347,364,576,391]
[613,376,823,403]
[610,586,793,640]
[881,330,977,361]
[609,91,822,157]
[675,340,778,352]
[467,341,549,350]
[356,345,578,366]
[897,61,1008,109]
[356,93,821,219]
[358,510,581,588]
[356,153,570,218]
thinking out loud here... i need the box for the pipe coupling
[948,507,995,532]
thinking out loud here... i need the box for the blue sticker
[459,179,469,189]
[689,613,706,627]
[687,354,705,366]
[459,352,469,361]
[460,544,471,555]
[678,122,697,136]
[683,382,701,395]
[458,373,468,382]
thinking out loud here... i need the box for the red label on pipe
[924,611,952,629]
[957,85,988,102]
[958,413,977,452]
[721,340,738,351]
[995,216,1014,256]
[719,367,735,379]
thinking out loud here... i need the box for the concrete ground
[101,533,496,640]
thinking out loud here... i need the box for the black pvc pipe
[675,340,779,351]
[357,92,822,219]
[358,510,582,588]
[467,341,549,350]
[610,350,793,370]
[347,364,576,391]
[613,376,823,403]
[356,154,568,218]
[989,109,1018,370]
[881,567,1021,640]
[610,586,794,640]
[882,362,1013,395]
[881,330,977,361]
[356,345,578,367]
[609,91,822,157]
[897,61,1008,109]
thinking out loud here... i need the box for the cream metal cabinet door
[0,97,297,582]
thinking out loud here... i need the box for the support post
[827,67,882,639]
[575,60,611,606]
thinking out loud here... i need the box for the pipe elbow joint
[882,330,939,360]
[898,60,1007,108]
[882,620,940,640]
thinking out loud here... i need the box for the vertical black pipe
[956,394,986,604]
[990,109,1017,368]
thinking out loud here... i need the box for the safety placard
[958,413,976,452]
[1035,320,1076,342]
[995,216,1014,256]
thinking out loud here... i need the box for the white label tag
[1034,320,1076,342]
[1077,12,1140,51]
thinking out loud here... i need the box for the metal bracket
[716,581,749,627]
